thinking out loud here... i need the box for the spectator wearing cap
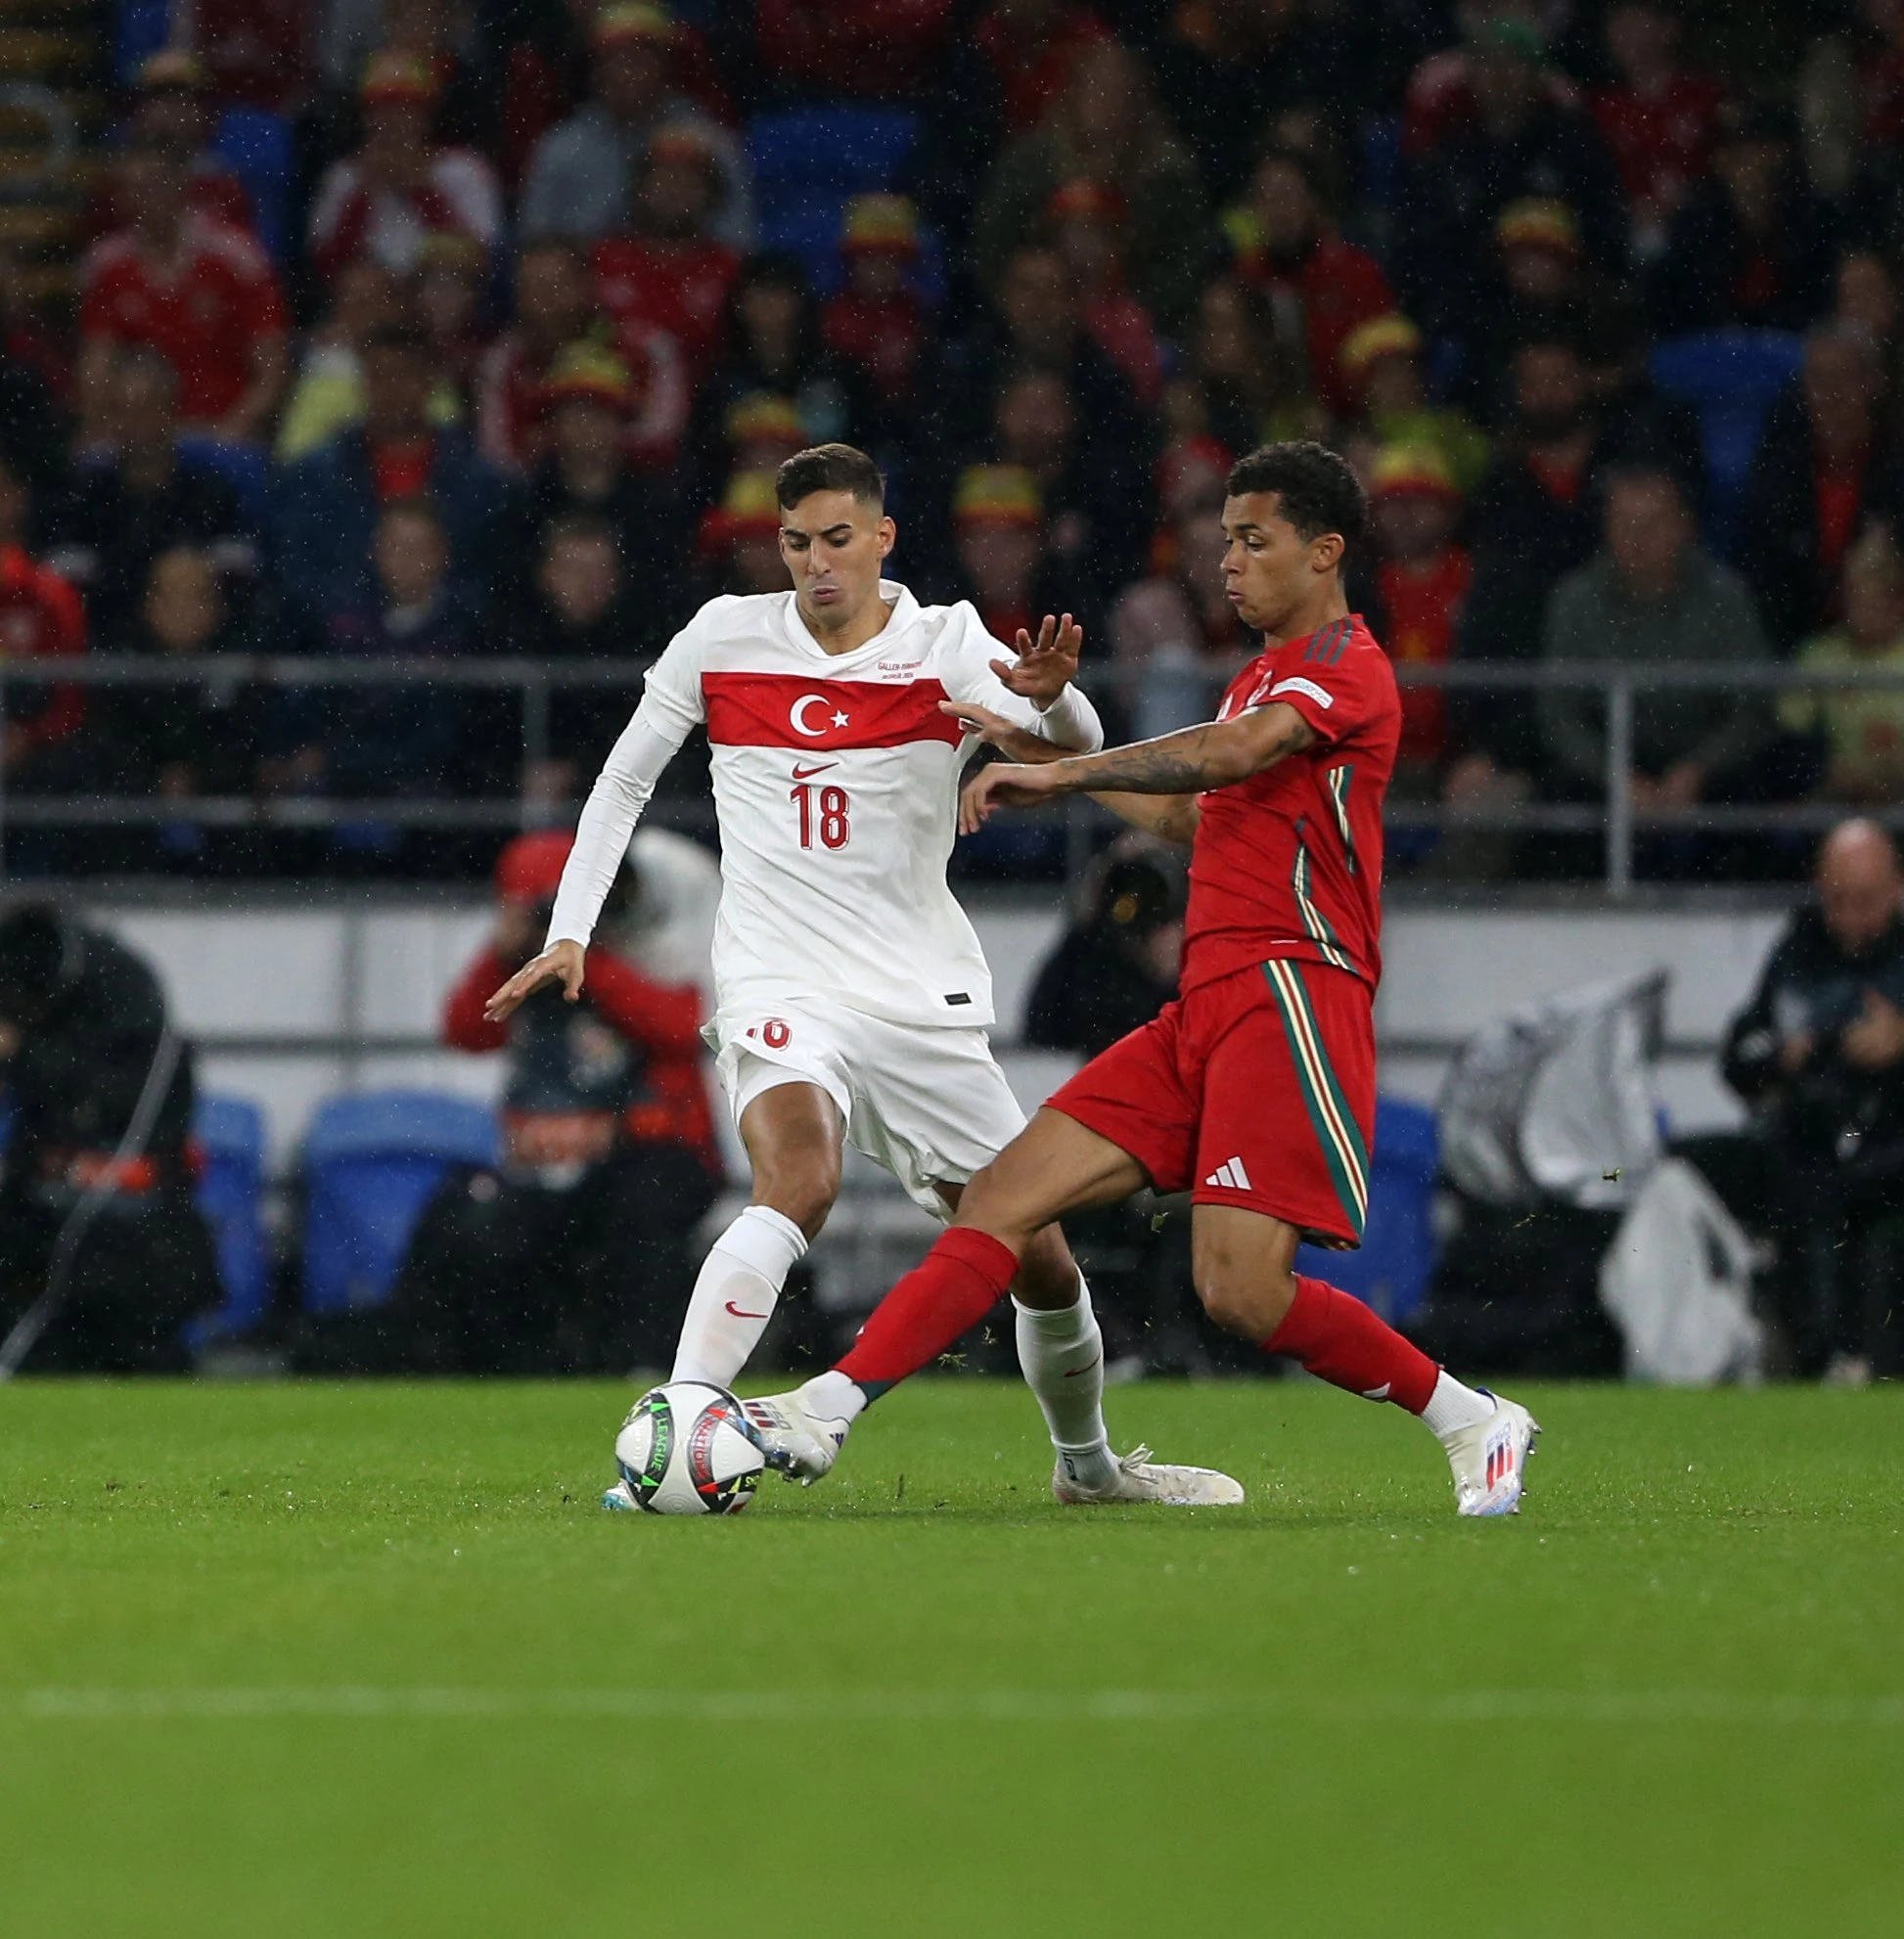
[973,41,1209,331]
[269,322,506,623]
[592,126,743,383]
[1397,17,1628,334]
[382,829,718,1375]
[77,140,289,446]
[88,51,256,244]
[1781,526,1904,808]
[1223,148,1393,420]
[1742,322,1903,652]
[1168,275,1324,465]
[0,445,90,800]
[39,348,256,643]
[945,464,1073,649]
[1589,1,1724,258]
[519,4,752,251]
[1110,466,1249,742]
[1338,315,1490,498]
[498,342,686,617]
[821,196,932,413]
[1650,100,1837,335]
[1043,181,1163,409]
[1473,198,1643,401]
[695,471,789,598]
[1355,445,1473,796]
[308,53,502,284]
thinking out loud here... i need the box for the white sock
[669,1205,807,1387]
[1015,1284,1118,1489]
[1420,1371,1496,1440]
[796,1368,869,1427]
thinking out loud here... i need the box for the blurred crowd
[7,0,1904,880]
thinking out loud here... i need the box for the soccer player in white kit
[486,444,1240,1508]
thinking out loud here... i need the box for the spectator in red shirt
[1589,0,1723,256]
[592,127,742,383]
[821,196,929,411]
[1042,180,1164,408]
[387,830,719,1374]
[1223,147,1394,418]
[1359,443,1473,785]
[475,240,608,476]
[694,470,791,598]
[0,446,88,795]
[78,140,289,446]
[308,53,503,285]
[948,464,1050,645]
[753,0,957,101]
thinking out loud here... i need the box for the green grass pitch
[0,1379,1898,1938]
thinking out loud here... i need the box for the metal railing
[3,655,1904,896]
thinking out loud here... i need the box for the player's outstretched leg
[1193,1207,1537,1516]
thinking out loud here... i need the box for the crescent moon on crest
[791,695,831,737]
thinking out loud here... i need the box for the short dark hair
[776,443,885,512]
[1226,441,1366,551]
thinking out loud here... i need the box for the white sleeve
[941,604,1105,752]
[544,624,705,948]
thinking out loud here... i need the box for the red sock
[837,1227,1020,1392]
[1263,1276,1439,1414]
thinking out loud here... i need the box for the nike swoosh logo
[724,1301,770,1319]
[791,762,837,780]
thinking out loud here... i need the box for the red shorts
[1047,958,1376,1247]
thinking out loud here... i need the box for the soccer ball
[613,1382,766,1514]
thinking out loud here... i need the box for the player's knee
[1196,1262,1297,1341]
[749,1151,839,1240]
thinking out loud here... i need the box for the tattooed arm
[958,702,1317,833]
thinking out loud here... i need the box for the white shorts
[708,996,1027,1216]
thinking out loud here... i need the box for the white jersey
[546,581,1102,1031]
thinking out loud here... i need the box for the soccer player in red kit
[748,442,1539,1515]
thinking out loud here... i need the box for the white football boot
[741,1388,850,1482]
[1053,1444,1247,1507]
[601,1477,639,1511]
[1442,1390,1539,1516]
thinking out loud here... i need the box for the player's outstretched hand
[992,612,1082,706]
[484,938,585,1022]
[959,762,1063,834]
[938,699,1068,764]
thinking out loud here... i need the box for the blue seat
[1295,1097,1440,1323]
[1650,329,1802,551]
[301,1090,501,1315]
[187,1093,272,1349]
[748,108,919,210]
[211,106,294,264]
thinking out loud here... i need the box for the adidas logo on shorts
[1203,1156,1253,1191]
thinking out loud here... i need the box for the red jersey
[79,214,288,427]
[0,545,87,750]
[594,238,740,381]
[1184,612,1399,995]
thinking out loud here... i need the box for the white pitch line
[8,1689,1903,1727]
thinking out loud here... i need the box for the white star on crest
[831,710,849,728]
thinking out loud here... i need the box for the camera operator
[0,901,216,1370]
[1724,819,1904,1382]
[385,832,721,1374]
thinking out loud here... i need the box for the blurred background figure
[1724,821,1904,1383]
[0,901,216,1371]
[378,833,719,1374]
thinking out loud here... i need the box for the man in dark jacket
[1024,844,1182,1060]
[1724,820,1904,1381]
[0,902,217,1370]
